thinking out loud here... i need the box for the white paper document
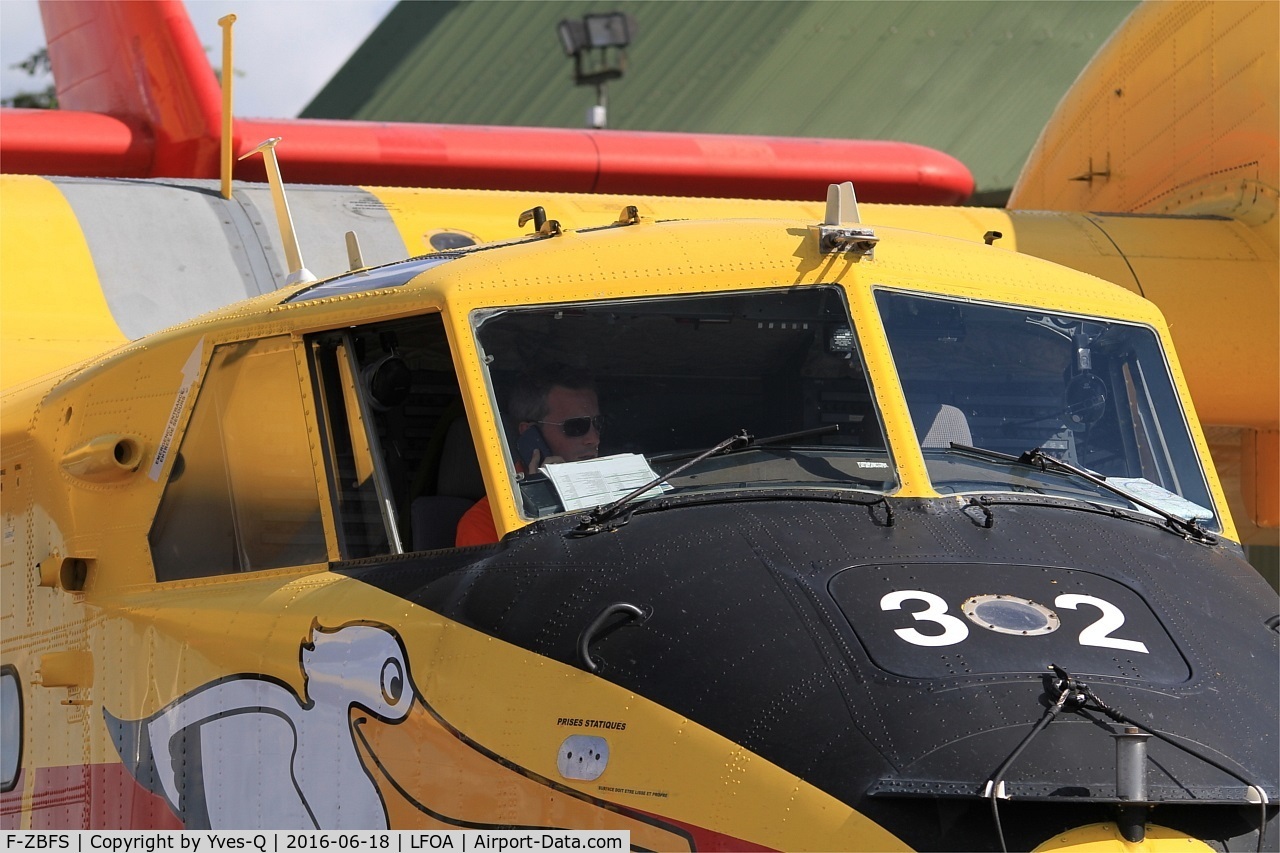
[1108,476,1214,520]
[541,453,672,511]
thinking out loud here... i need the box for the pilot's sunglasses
[540,416,604,437]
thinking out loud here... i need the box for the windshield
[474,287,893,519]
[284,255,459,303]
[876,290,1218,527]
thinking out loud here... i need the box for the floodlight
[557,12,638,129]
[584,13,635,49]
[557,19,588,56]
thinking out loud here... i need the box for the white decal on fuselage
[149,337,204,481]
[109,623,416,829]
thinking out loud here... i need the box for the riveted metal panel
[51,178,409,340]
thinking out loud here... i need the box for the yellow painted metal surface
[1243,428,1280,528]
[364,183,825,257]
[1010,0,1279,230]
[0,175,126,388]
[1032,822,1216,852]
[1085,215,1278,430]
[75,570,909,847]
[5,180,1273,445]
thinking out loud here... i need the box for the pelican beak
[352,697,464,829]
[350,698,693,850]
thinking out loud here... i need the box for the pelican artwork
[105,622,417,829]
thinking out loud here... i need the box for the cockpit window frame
[471,284,898,525]
[871,286,1219,527]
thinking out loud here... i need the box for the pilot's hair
[508,364,596,423]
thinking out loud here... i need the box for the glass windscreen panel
[474,286,893,519]
[284,255,459,303]
[876,290,1217,527]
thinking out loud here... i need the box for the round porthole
[961,594,1059,636]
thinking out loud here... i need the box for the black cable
[984,680,1074,852]
[1079,685,1270,852]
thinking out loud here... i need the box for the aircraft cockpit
[275,277,1215,563]
[474,286,895,523]
[144,258,1222,581]
[458,284,1219,537]
[12,202,1273,848]
[290,284,895,562]
[876,291,1219,530]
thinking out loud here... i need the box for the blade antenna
[818,181,878,256]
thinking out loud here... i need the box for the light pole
[557,12,637,129]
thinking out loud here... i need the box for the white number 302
[879,590,1149,654]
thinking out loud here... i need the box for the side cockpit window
[307,313,476,558]
[148,337,327,581]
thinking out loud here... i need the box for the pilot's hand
[527,449,565,474]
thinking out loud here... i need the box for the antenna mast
[239,138,317,287]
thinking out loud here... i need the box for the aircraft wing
[0,0,973,204]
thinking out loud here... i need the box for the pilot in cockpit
[455,365,602,546]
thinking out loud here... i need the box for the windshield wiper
[570,424,846,536]
[948,443,1216,544]
[569,429,753,536]
[647,424,841,465]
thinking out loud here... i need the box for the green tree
[2,47,57,109]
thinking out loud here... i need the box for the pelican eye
[381,657,405,705]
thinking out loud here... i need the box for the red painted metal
[7,0,974,204]
[0,765,182,830]
[230,119,974,203]
[37,0,223,178]
[0,110,154,178]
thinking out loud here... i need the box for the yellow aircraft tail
[1010,0,1278,237]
